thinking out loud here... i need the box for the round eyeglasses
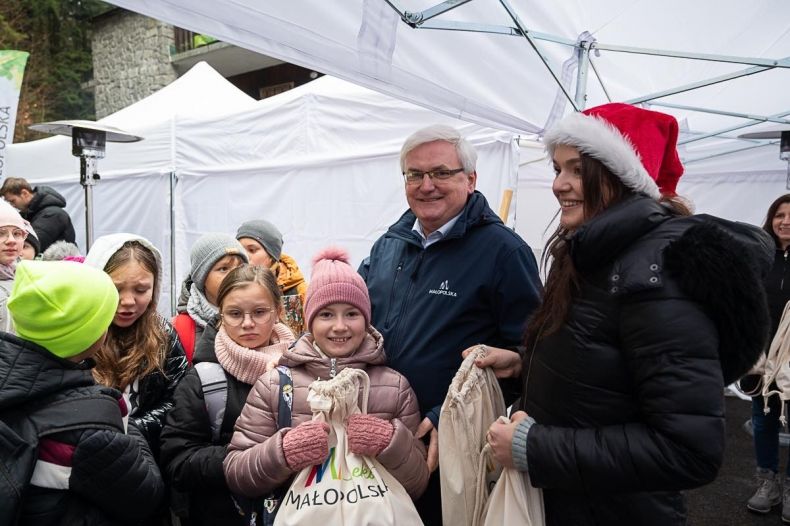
[0,228,27,241]
[221,308,275,327]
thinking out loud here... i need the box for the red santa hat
[543,102,684,198]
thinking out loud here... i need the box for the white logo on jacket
[429,280,457,297]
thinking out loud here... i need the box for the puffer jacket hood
[28,186,67,213]
[280,326,386,379]
[84,233,164,306]
[569,195,772,384]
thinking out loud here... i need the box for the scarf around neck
[214,323,295,385]
[186,283,217,328]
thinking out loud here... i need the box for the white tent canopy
[6,63,518,313]
[102,0,790,179]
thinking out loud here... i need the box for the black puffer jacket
[521,196,772,526]
[23,186,76,252]
[159,324,253,525]
[127,321,189,460]
[0,332,164,525]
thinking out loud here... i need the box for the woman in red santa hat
[477,103,774,525]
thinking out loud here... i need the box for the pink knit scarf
[214,323,295,385]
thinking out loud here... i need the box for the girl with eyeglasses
[0,199,28,332]
[160,264,295,525]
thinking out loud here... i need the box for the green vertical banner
[0,50,29,179]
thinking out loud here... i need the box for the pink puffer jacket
[223,327,429,500]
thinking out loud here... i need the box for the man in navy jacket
[359,124,542,525]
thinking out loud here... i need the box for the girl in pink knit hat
[159,265,295,525]
[224,247,429,520]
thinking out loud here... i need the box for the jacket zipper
[388,250,426,360]
[330,358,337,378]
[384,261,404,328]
[783,250,788,290]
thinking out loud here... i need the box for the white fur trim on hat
[544,112,661,199]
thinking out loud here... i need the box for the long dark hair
[762,194,790,249]
[523,153,691,350]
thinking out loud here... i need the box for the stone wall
[92,10,176,118]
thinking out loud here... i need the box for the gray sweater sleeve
[511,416,535,472]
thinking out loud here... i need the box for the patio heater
[28,120,143,248]
[737,129,790,189]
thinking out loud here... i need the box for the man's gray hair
[400,125,477,174]
[41,241,81,261]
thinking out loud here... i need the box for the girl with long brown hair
[85,233,189,459]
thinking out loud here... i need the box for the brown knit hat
[305,247,370,330]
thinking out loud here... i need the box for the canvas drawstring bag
[438,346,507,526]
[274,367,422,525]
[473,418,545,526]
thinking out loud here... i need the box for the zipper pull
[330,358,337,378]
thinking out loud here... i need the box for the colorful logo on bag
[284,447,391,511]
[304,447,376,487]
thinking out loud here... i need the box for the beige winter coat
[223,328,429,500]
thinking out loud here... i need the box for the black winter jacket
[159,324,253,525]
[23,186,76,252]
[125,321,189,460]
[521,196,772,526]
[0,332,164,525]
[360,191,542,424]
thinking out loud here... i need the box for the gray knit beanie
[236,219,283,262]
[190,233,249,293]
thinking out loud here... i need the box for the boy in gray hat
[236,219,308,336]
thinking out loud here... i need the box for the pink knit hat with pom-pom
[305,247,371,330]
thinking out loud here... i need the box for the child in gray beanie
[173,233,248,362]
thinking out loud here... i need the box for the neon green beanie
[9,260,119,358]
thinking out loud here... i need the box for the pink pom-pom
[312,246,350,267]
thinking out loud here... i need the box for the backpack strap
[172,313,197,364]
[195,362,228,443]
[232,366,293,524]
[275,366,293,429]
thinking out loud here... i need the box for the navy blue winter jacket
[359,191,542,425]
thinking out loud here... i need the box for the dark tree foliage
[0,0,109,142]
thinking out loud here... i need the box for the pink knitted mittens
[282,421,330,471]
[347,414,394,458]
